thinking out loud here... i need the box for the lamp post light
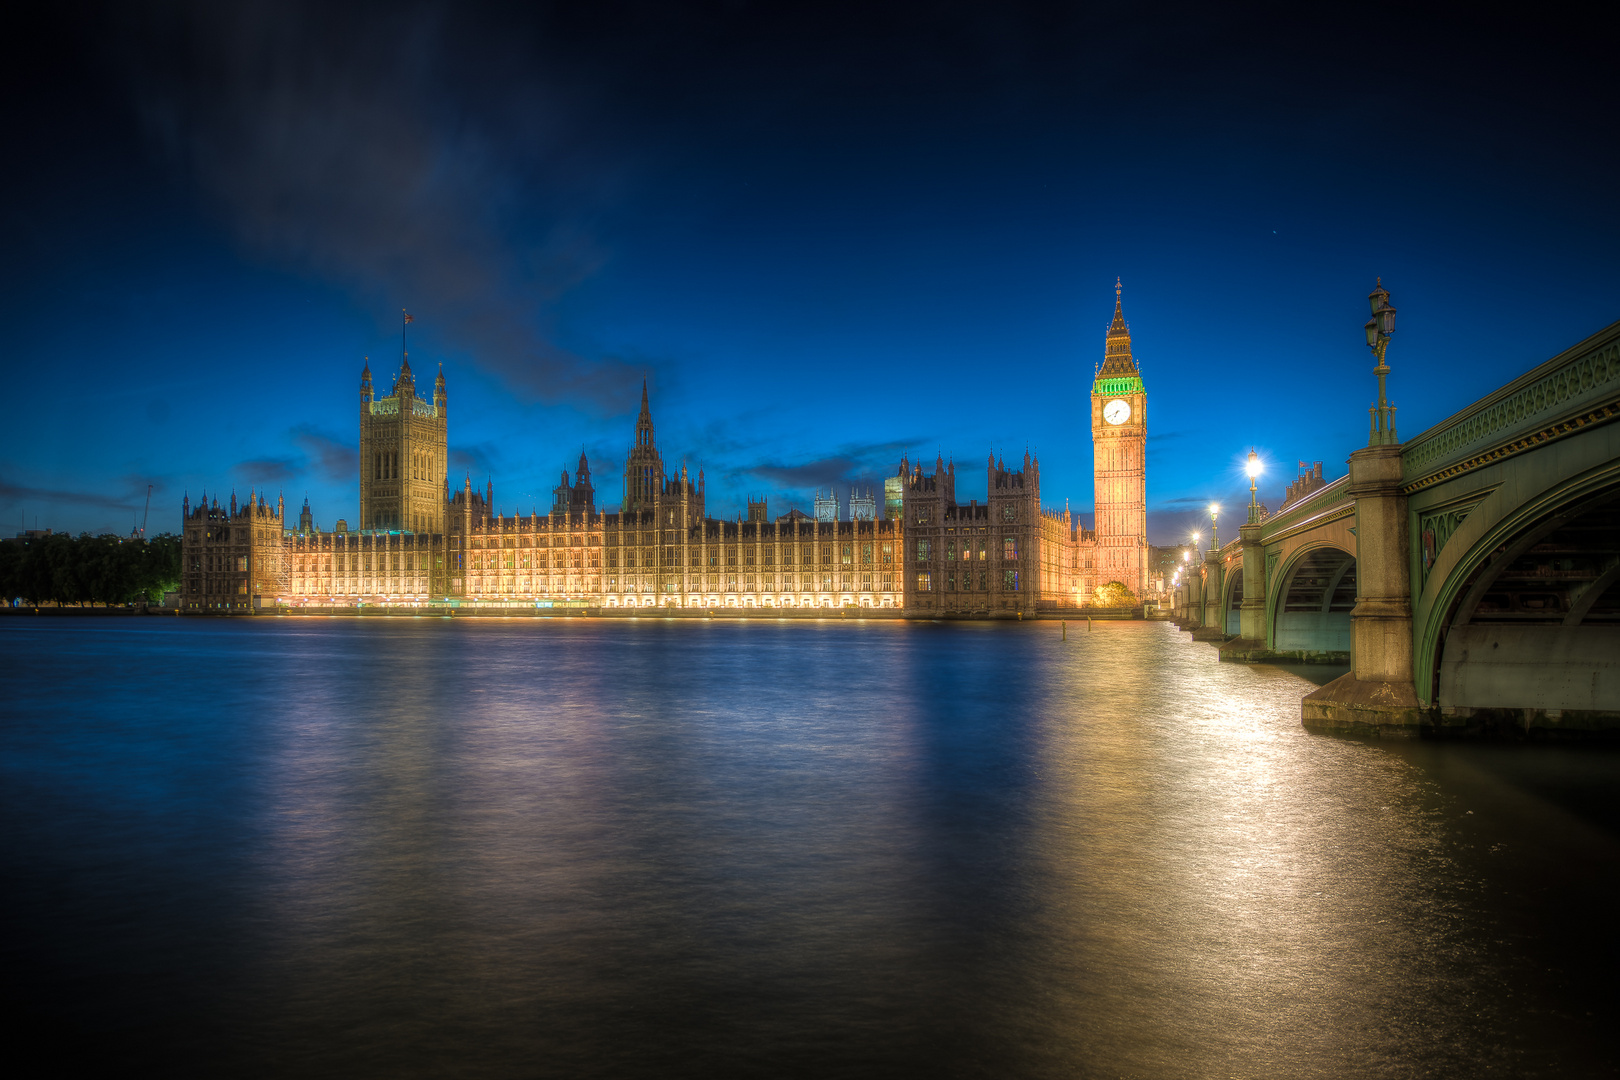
[1365,279,1399,446]
[1208,503,1220,552]
[1245,448,1263,523]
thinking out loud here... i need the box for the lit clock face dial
[1103,398,1131,425]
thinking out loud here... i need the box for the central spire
[1100,278,1138,377]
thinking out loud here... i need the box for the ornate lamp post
[1245,448,1263,523]
[1365,279,1398,446]
[1208,503,1220,552]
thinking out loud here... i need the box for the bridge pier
[1183,572,1203,630]
[1190,548,1226,641]
[1218,519,1276,661]
[1304,445,1431,736]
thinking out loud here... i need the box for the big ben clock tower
[1091,280,1149,600]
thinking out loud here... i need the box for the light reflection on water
[2,618,1617,1078]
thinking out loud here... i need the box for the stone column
[1346,445,1412,684]
[1302,444,1428,735]
[1238,521,1267,643]
[1192,550,1225,641]
[1216,521,1270,660]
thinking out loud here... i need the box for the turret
[434,363,446,408]
[395,355,415,400]
[636,380,653,448]
[361,361,373,403]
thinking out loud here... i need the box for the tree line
[0,533,182,606]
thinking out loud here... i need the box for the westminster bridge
[1169,315,1620,737]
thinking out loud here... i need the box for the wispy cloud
[0,475,164,514]
[113,0,643,410]
[292,425,354,483]
[450,442,502,480]
[237,457,298,486]
[742,437,921,493]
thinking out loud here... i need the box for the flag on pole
[1298,460,1308,469]
[404,312,414,323]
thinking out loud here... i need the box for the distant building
[813,489,838,523]
[883,476,904,520]
[849,487,876,522]
[1281,461,1327,509]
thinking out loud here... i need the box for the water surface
[2,618,1616,1077]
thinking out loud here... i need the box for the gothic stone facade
[182,289,1152,613]
[897,285,1151,613]
[359,355,448,534]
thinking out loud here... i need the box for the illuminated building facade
[897,283,1152,613]
[181,288,1154,614]
[359,354,448,534]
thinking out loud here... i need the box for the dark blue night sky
[4,2,1616,541]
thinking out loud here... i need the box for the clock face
[1103,398,1131,425]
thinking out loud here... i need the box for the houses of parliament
[180,289,1152,615]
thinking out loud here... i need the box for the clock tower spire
[1090,280,1149,603]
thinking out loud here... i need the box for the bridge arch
[1223,564,1244,636]
[1421,467,1620,724]
[1268,542,1356,658]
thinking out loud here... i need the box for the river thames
[2,618,1617,1078]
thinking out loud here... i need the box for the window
[1005,569,1019,591]
[916,539,931,562]
[881,542,893,564]
[862,543,872,564]
[840,544,852,565]
[1003,537,1018,560]
[917,573,932,592]
[946,539,956,561]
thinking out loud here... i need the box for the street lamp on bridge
[1245,448,1263,523]
[1208,504,1220,552]
[1365,279,1398,446]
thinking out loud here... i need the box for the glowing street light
[1246,448,1263,523]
